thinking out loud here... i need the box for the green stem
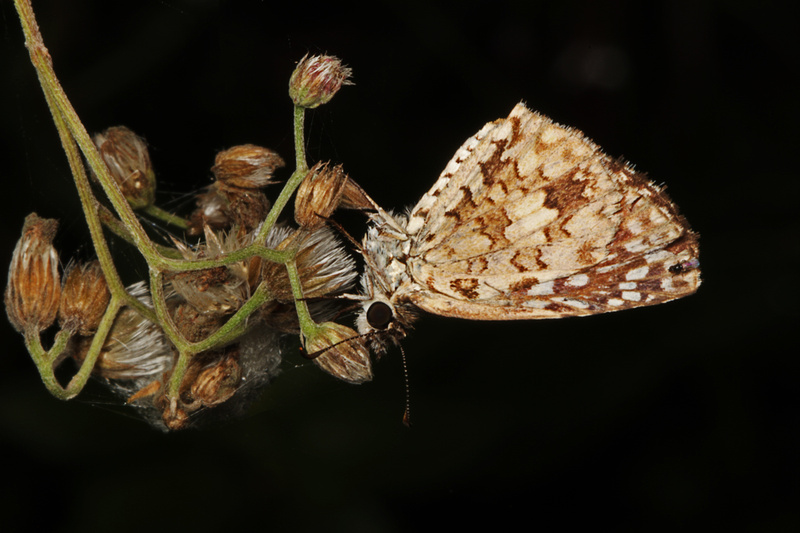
[98,205,184,259]
[188,282,272,353]
[45,87,127,298]
[285,258,321,340]
[143,204,190,230]
[255,105,309,243]
[24,328,73,400]
[64,298,123,397]
[14,0,160,265]
[293,104,308,172]
[148,269,190,353]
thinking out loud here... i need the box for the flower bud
[295,162,348,229]
[5,213,61,334]
[212,144,285,189]
[93,126,156,209]
[289,54,353,108]
[58,261,110,335]
[304,322,372,384]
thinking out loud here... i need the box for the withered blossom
[59,261,110,335]
[295,161,349,229]
[69,281,174,381]
[5,213,61,334]
[188,144,284,236]
[156,348,243,431]
[263,226,357,301]
[168,226,258,316]
[93,126,156,209]
[212,144,285,189]
[304,322,372,384]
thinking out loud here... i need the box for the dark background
[1,0,796,531]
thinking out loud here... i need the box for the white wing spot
[625,266,649,281]
[554,297,591,309]
[522,299,549,309]
[565,274,589,287]
[526,280,555,296]
[627,219,644,235]
[622,291,641,302]
[619,282,637,290]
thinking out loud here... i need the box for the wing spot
[450,278,480,299]
[542,177,589,211]
[626,266,649,280]
[510,251,527,273]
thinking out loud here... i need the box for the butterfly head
[351,211,419,353]
[353,262,419,353]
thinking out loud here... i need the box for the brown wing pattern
[401,103,700,319]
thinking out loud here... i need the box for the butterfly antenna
[300,330,373,360]
[317,213,363,251]
[400,345,412,427]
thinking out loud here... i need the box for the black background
[1,0,797,531]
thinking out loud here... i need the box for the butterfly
[349,102,701,353]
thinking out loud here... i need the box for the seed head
[295,162,348,229]
[186,349,242,409]
[5,213,61,334]
[169,226,256,316]
[154,348,243,431]
[211,144,284,189]
[262,226,357,303]
[304,322,372,384]
[289,54,353,109]
[69,281,174,380]
[59,261,110,335]
[93,126,156,209]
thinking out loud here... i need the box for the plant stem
[143,204,190,230]
[14,0,159,264]
[64,298,123,397]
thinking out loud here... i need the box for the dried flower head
[212,144,285,189]
[69,281,174,380]
[123,325,283,431]
[93,126,156,209]
[58,261,110,335]
[262,226,357,302]
[5,213,61,334]
[169,226,257,315]
[185,349,242,409]
[187,184,270,236]
[289,54,353,109]
[295,162,348,229]
[152,348,244,431]
[188,185,232,236]
[304,322,372,384]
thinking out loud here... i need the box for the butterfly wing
[402,103,700,320]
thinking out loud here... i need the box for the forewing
[402,103,700,319]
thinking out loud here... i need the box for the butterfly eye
[366,301,393,330]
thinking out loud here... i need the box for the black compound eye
[366,302,393,330]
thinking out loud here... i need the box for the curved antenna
[400,344,412,427]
